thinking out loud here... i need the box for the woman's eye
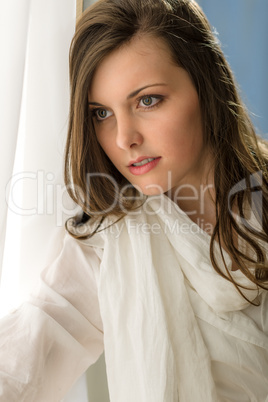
[92,108,113,121]
[139,96,162,108]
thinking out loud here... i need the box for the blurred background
[198,0,268,138]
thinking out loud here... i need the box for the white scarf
[82,195,261,401]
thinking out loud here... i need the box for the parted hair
[65,0,268,298]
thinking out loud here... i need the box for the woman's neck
[169,153,216,235]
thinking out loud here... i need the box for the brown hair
[65,0,268,298]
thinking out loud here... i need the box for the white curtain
[0,0,78,310]
[0,0,93,400]
[0,0,31,292]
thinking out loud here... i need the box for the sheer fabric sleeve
[0,233,104,402]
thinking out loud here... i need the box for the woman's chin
[136,186,166,197]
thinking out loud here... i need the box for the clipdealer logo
[5,170,264,230]
[6,171,80,226]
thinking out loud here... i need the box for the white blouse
[0,195,267,401]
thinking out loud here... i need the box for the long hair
[65,0,268,296]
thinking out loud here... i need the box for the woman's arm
[0,233,104,402]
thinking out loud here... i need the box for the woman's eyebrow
[88,101,104,107]
[127,83,167,99]
[88,83,167,106]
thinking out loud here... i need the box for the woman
[0,0,268,400]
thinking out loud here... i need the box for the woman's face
[88,35,208,196]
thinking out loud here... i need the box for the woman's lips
[128,157,161,175]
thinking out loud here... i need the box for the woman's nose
[115,114,143,150]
